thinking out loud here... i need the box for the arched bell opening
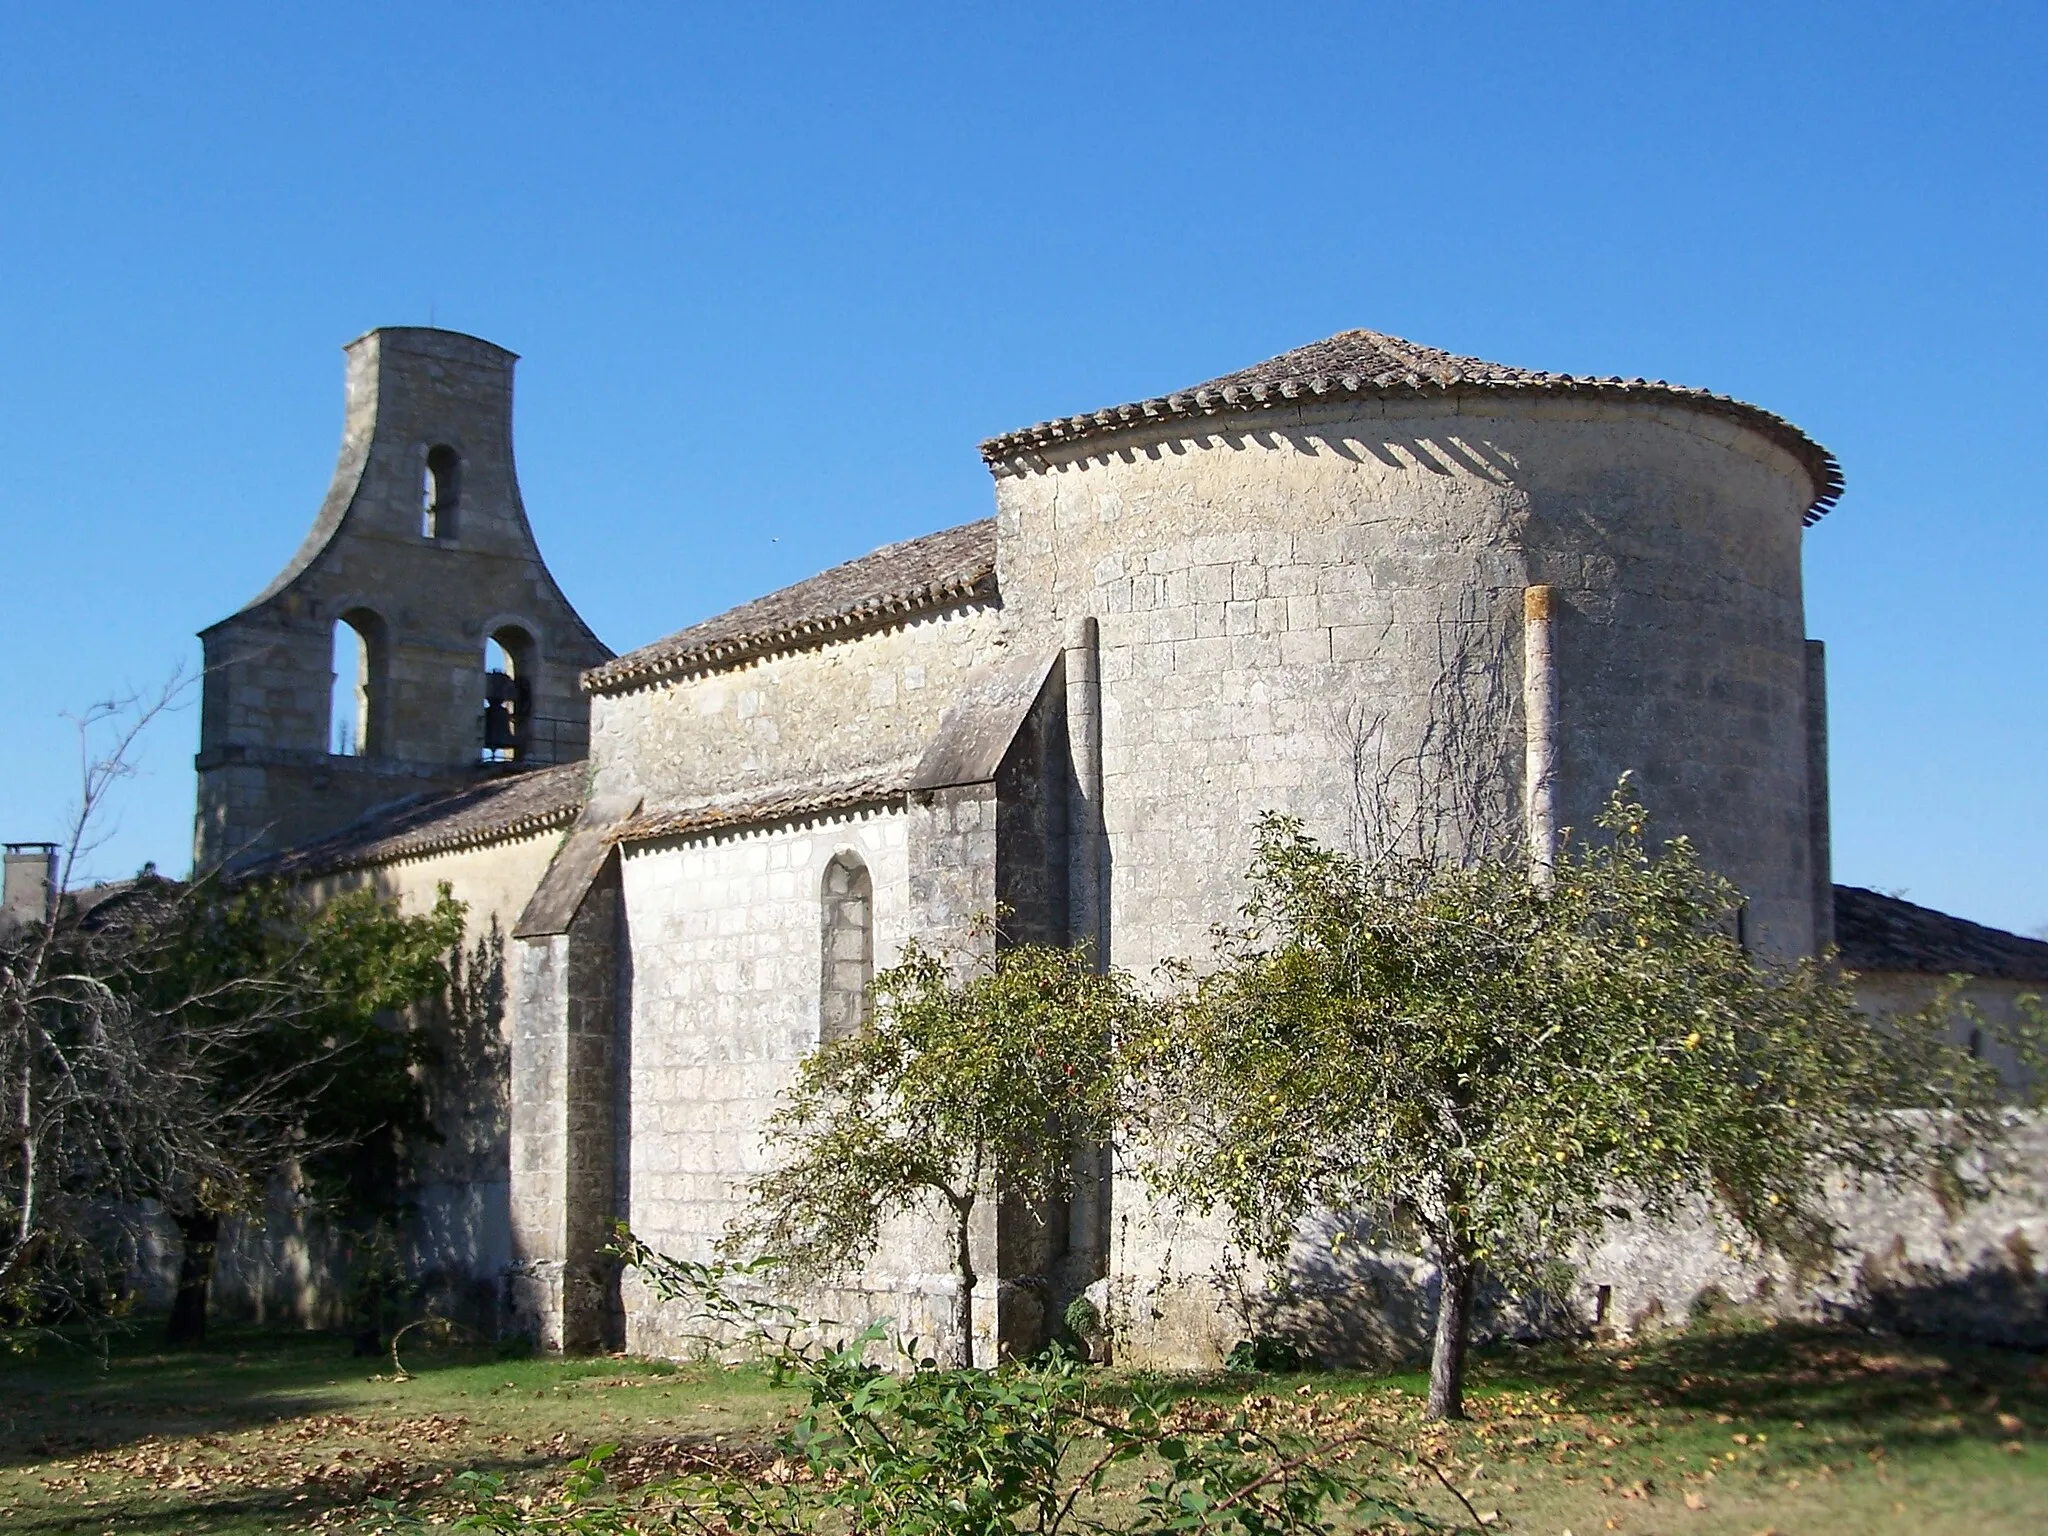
[329,608,389,757]
[482,624,538,762]
[421,444,462,540]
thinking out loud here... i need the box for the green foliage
[724,929,1151,1363]
[146,877,467,1225]
[434,1237,1481,1535]
[1,864,465,1341]
[1223,1336,1318,1375]
[1132,783,2047,1415]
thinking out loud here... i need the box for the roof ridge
[248,762,587,879]
[585,520,997,695]
[980,328,1843,524]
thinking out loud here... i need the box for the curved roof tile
[1835,885,2048,983]
[980,329,1843,524]
[245,762,586,879]
[585,520,997,694]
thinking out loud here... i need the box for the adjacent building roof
[979,328,1844,524]
[249,762,587,879]
[1835,885,2048,983]
[69,873,185,934]
[586,521,998,695]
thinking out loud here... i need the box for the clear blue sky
[3,3,2042,936]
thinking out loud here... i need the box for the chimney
[2,843,58,937]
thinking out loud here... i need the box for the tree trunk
[166,1208,220,1347]
[13,1071,34,1267]
[948,1195,977,1370]
[1425,1239,1474,1420]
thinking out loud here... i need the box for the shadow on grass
[1132,1317,2045,1465]
[0,1319,516,1470]
[1459,1319,2048,1466]
[0,1450,539,1535]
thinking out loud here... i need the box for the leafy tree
[1,678,269,1341]
[726,932,1150,1367]
[2,675,464,1347]
[142,876,466,1344]
[3,870,244,1337]
[1134,786,2046,1420]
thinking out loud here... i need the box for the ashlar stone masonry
[191,325,2047,1361]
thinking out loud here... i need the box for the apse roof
[979,328,1843,524]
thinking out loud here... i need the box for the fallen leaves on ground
[42,1416,478,1506]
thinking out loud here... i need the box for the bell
[482,670,527,752]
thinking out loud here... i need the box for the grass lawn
[0,1326,785,1534]
[0,1318,2040,1534]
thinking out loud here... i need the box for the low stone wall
[124,1181,511,1337]
[1106,1115,2048,1368]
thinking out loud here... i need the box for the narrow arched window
[329,609,387,756]
[482,625,536,762]
[820,852,874,1043]
[421,444,461,539]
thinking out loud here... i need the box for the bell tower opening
[483,626,536,762]
[329,609,387,757]
[422,444,461,539]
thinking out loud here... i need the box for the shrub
[431,1234,1484,1534]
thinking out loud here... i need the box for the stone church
[192,324,2048,1362]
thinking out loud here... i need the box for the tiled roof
[70,873,185,933]
[250,762,586,878]
[585,521,998,694]
[609,766,912,848]
[980,329,1844,524]
[1835,885,2048,983]
[513,789,641,940]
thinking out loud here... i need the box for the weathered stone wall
[1105,1112,2048,1369]
[615,808,960,1354]
[195,328,609,869]
[991,394,1819,972]
[205,828,565,1329]
[988,392,1825,1366]
[612,777,1076,1363]
[1851,971,2044,1093]
[529,591,1096,1359]
[587,603,1002,809]
[1580,1116,2048,1349]
[1578,972,2046,1343]
[507,858,627,1351]
[1102,968,2048,1367]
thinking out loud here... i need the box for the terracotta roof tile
[980,329,1843,524]
[609,766,912,847]
[586,521,997,694]
[250,762,586,878]
[1835,885,2048,983]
